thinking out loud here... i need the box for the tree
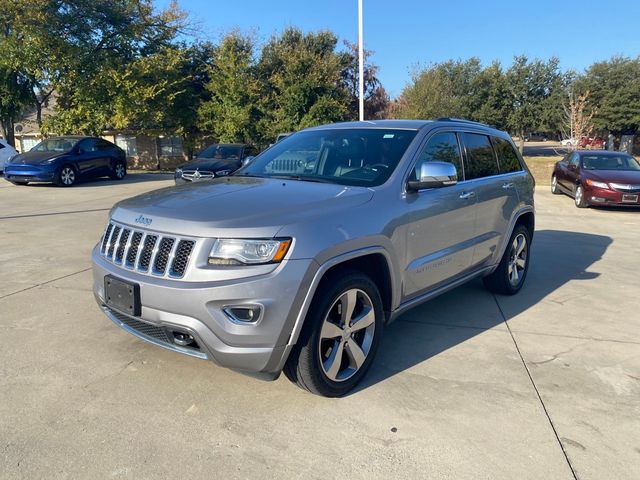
[198,32,261,144]
[257,28,350,141]
[580,56,640,134]
[504,56,564,152]
[563,89,595,151]
[341,41,389,120]
[393,59,483,120]
[0,66,33,145]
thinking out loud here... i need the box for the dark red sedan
[551,150,640,208]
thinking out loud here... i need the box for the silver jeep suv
[92,119,535,397]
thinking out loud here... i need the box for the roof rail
[435,117,493,128]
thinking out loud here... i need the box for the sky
[158,0,640,97]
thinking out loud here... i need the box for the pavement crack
[530,343,590,366]
[493,294,580,480]
[0,267,92,300]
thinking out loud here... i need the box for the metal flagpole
[358,0,364,121]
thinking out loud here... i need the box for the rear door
[460,132,519,269]
[401,131,478,299]
[75,139,102,176]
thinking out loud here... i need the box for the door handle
[459,191,476,200]
[502,182,514,189]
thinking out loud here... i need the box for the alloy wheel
[507,233,528,287]
[115,163,126,179]
[575,186,584,207]
[60,167,75,186]
[318,288,376,382]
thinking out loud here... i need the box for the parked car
[578,136,605,149]
[174,143,247,184]
[0,138,18,173]
[551,150,640,207]
[524,132,548,142]
[3,136,126,187]
[93,119,535,397]
[560,138,577,147]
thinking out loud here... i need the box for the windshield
[32,137,80,152]
[236,128,418,187]
[198,144,243,160]
[582,154,640,171]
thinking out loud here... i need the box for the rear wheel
[110,161,126,180]
[284,271,383,397]
[483,225,531,295]
[56,165,77,187]
[574,185,588,208]
[551,175,561,194]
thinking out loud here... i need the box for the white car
[0,138,18,172]
[560,138,577,146]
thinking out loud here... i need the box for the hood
[110,176,374,237]
[11,151,67,165]
[584,169,640,184]
[179,157,240,171]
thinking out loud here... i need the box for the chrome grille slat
[99,221,195,279]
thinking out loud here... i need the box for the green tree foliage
[257,28,350,140]
[579,56,640,133]
[198,33,261,144]
[505,56,565,151]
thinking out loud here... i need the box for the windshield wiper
[269,175,336,184]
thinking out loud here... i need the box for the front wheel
[551,175,561,194]
[574,185,588,208]
[110,161,126,180]
[483,225,531,295]
[56,165,77,187]
[284,271,384,397]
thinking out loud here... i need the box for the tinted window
[492,137,522,173]
[412,132,462,181]
[96,139,115,151]
[78,139,99,153]
[239,129,417,187]
[569,153,580,166]
[199,144,244,160]
[461,133,499,179]
[33,137,80,152]
[581,154,640,171]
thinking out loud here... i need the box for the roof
[576,150,631,156]
[303,118,504,134]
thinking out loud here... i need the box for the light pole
[358,0,364,121]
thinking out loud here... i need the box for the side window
[461,133,499,179]
[492,137,522,173]
[96,139,114,151]
[412,132,463,181]
[569,153,580,167]
[0,143,5,150]
[78,139,98,153]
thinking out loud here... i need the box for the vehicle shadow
[354,229,612,394]
[23,172,173,188]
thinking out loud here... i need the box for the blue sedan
[4,136,127,187]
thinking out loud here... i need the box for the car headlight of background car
[585,179,609,189]
[208,238,291,265]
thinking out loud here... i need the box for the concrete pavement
[0,175,638,479]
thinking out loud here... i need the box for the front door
[400,131,477,300]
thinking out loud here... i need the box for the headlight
[208,238,292,265]
[175,168,183,178]
[585,179,609,189]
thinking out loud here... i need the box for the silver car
[92,119,535,397]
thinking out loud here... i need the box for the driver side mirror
[407,161,458,192]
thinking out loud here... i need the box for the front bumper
[586,186,640,206]
[4,164,56,183]
[92,245,317,378]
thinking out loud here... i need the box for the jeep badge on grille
[135,215,152,226]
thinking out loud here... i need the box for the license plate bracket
[105,275,141,316]
[622,194,639,203]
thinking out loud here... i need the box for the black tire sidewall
[57,165,76,187]
[496,225,531,295]
[295,272,384,397]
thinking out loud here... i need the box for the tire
[551,175,561,194]
[574,184,588,208]
[483,225,531,296]
[284,271,384,397]
[110,161,126,180]
[56,165,77,187]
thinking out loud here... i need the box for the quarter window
[492,137,522,173]
[461,133,499,179]
[412,132,463,181]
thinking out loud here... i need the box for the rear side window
[411,132,463,181]
[492,137,522,173]
[97,139,115,150]
[461,133,499,179]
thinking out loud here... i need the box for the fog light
[172,331,197,347]
[223,305,262,324]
